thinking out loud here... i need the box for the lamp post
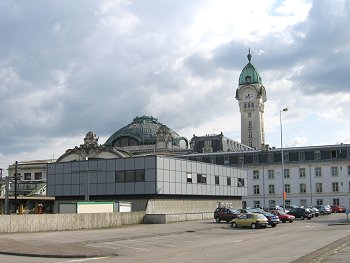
[280,108,288,211]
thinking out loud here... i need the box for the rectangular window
[269,200,276,207]
[268,154,274,163]
[204,140,211,147]
[285,184,291,194]
[331,167,338,177]
[300,183,306,193]
[224,156,229,165]
[283,152,289,162]
[197,174,207,184]
[227,177,231,186]
[332,182,339,192]
[316,183,323,193]
[210,157,216,164]
[333,198,340,206]
[315,167,322,177]
[215,176,220,185]
[24,173,31,180]
[299,168,306,178]
[248,112,251,118]
[253,155,259,163]
[253,170,259,180]
[331,150,337,159]
[34,172,42,180]
[125,171,135,182]
[298,152,305,161]
[254,201,260,208]
[248,132,252,139]
[316,199,323,206]
[268,170,275,179]
[187,173,192,183]
[348,166,350,176]
[253,185,260,195]
[238,178,245,187]
[115,171,125,183]
[284,169,290,179]
[135,170,145,182]
[268,184,275,194]
[315,150,321,160]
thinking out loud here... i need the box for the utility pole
[5,176,9,214]
[14,161,18,213]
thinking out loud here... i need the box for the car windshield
[257,214,266,219]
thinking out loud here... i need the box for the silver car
[314,205,331,215]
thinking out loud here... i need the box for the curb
[0,251,118,258]
[291,234,350,263]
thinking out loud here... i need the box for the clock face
[243,90,254,100]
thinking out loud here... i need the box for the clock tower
[236,50,267,149]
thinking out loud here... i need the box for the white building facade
[180,144,350,209]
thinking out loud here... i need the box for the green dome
[104,115,186,147]
[239,51,262,85]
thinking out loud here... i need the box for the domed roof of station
[238,50,262,85]
[104,115,186,147]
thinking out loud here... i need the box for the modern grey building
[47,155,247,215]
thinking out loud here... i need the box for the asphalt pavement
[0,214,349,261]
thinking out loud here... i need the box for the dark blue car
[251,209,280,227]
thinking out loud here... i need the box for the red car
[330,205,346,213]
[214,208,240,223]
[270,210,295,223]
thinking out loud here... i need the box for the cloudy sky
[1,0,350,173]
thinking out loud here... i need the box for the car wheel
[215,217,221,223]
[307,217,311,220]
[300,215,304,220]
[282,219,286,223]
[271,224,276,228]
[232,222,237,228]
[320,211,324,215]
[251,223,256,229]
[289,220,293,223]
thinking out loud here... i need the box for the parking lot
[0,213,349,263]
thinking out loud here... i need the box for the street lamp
[280,108,288,211]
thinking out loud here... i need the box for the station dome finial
[247,48,252,62]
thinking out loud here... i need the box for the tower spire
[247,48,252,63]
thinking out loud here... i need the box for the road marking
[301,225,314,228]
[230,240,242,243]
[103,242,150,252]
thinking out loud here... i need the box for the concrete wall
[144,212,212,224]
[146,198,242,214]
[0,212,145,234]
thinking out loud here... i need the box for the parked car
[214,208,240,223]
[330,205,346,213]
[251,209,279,227]
[270,210,295,223]
[230,213,268,229]
[237,208,254,214]
[287,207,312,220]
[308,207,320,217]
[315,205,332,215]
